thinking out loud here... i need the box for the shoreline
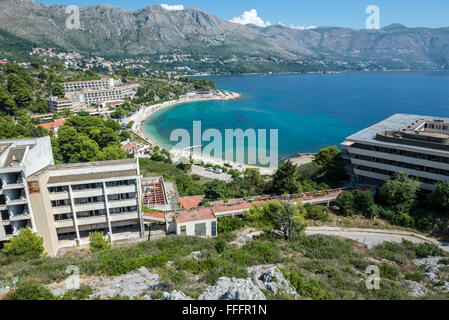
[123,90,277,175]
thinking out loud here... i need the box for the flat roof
[176,208,215,223]
[345,113,449,153]
[47,169,137,184]
[29,158,138,179]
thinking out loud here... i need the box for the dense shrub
[2,227,44,258]
[242,241,280,265]
[217,216,245,233]
[298,235,355,260]
[405,272,426,282]
[415,217,436,232]
[374,241,413,264]
[98,250,169,276]
[379,263,400,280]
[283,269,334,300]
[304,204,331,221]
[12,281,55,300]
[215,239,227,254]
[372,205,414,227]
[335,191,354,216]
[352,190,374,216]
[413,243,445,258]
[378,172,420,212]
[89,231,111,252]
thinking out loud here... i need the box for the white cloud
[160,4,184,11]
[230,9,272,28]
[289,24,317,30]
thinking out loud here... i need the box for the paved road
[306,226,449,252]
[191,165,233,182]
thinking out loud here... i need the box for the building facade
[27,158,145,256]
[71,84,139,106]
[0,137,54,242]
[47,96,74,113]
[341,114,449,191]
[62,78,119,92]
[174,208,217,237]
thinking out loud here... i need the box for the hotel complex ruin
[27,158,144,256]
[0,137,54,242]
[47,78,139,113]
[341,114,449,190]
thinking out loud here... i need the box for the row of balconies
[51,198,139,214]
[48,184,136,200]
[54,211,139,228]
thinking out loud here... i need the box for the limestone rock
[402,280,428,297]
[198,277,266,300]
[247,265,298,298]
[162,290,193,300]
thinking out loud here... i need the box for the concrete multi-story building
[47,96,74,113]
[341,114,449,191]
[62,78,119,92]
[0,137,54,242]
[71,84,139,106]
[27,158,145,256]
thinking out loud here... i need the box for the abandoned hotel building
[341,114,449,190]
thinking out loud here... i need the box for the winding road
[306,226,449,252]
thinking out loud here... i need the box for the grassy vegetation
[2,216,447,300]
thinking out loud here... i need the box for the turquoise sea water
[143,72,449,163]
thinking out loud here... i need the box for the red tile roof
[178,195,205,210]
[120,142,140,151]
[39,118,65,131]
[211,202,252,214]
[143,211,165,220]
[176,208,215,223]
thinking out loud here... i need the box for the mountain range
[1,0,449,71]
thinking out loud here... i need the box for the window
[194,223,206,237]
[4,225,13,235]
[180,226,186,236]
[48,186,68,193]
[211,221,217,237]
[51,199,70,207]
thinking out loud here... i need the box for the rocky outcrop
[413,257,443,285]
[247,265,298,297]
[413,256,449,294]
[47,267,165,299]
[402,280,428,297]
[162,290,193,300]
[231,228,263,248]
[198,277,266,300]
[198,265,299,300]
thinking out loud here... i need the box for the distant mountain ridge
[1,0,449,70]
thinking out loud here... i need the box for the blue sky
[36,0,449,29]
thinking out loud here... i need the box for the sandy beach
[122,90,276,175]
